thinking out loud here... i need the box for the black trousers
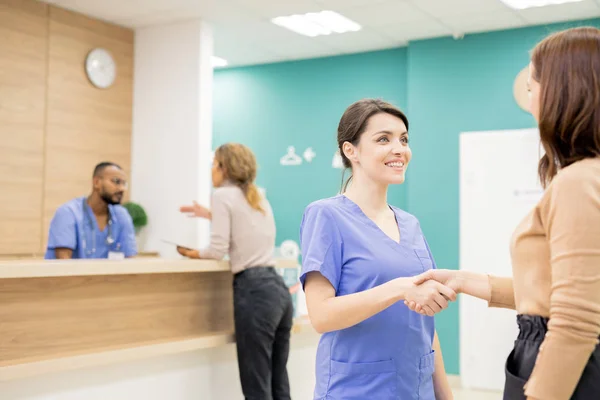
[233,267,294,400]
[504,314,600,399]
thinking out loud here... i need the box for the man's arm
[54,248,73,259]
[46,206,77,259]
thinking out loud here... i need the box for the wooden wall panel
[42,6,134,248]
[0,0,48,254]
[0,0,134,255]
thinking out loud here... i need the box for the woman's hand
[418,269,462,293]
[407,269,495,315]
[404,279,457,316]
[406,269,462,315]
[177,246,199,258]
[179,201,212,219]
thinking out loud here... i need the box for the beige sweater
[198,182,276,274]
[488,157,600,400]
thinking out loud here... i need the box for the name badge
[108,251,125,261]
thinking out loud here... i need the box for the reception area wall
[0,0,134,256]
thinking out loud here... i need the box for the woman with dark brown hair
[407,27,600,399]
[299,98,456,400]
[178,143,293,400]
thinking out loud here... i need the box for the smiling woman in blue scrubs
[300,99,456,400]
[45,162,137,260]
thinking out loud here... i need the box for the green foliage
[123,202,147,232]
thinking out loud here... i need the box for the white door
[459,128,543,391]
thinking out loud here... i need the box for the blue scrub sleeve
[47,206,77,250]
[299,204,343,292]
[118,210,138,257]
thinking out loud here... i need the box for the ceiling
[42,0,600,67]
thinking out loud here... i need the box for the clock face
[85,48,116,89]
[513,66,530,113]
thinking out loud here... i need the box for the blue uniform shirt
[300,195,437,400]
[45,196,138,259]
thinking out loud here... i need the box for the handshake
[403,269,461,317]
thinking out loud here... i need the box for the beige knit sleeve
[524,169,600,400]
[487,275,516,309]
[198,189,231,260]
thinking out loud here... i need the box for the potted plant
[123,201,148,251]
[123,202,147,233]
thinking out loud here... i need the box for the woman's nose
[392,140,405,154]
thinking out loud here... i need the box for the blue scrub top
[45,196,138,259]
[300,195,437,400]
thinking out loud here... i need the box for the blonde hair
[214,143,264,213]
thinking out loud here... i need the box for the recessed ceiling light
[499,0,584,10]
[271,10,361,37]
[211,56,228,68]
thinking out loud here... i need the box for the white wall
[459,128,543,391]
[1,351,213,400]
[0,333,320,400]
[131,19,213,258]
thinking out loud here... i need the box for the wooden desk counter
[0,257,300,279]
[0,258,304,382]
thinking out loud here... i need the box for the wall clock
[513,66,530,113]
[85,48,116,89]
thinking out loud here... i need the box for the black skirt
[503,314,600,400]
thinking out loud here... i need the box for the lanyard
[81,198,115,255]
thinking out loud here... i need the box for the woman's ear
[342,141,358,164]
[218,163,226,176]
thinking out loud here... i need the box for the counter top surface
[0,258,298,279]
[0,257,309,382]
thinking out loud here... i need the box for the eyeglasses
[108,177,128,188]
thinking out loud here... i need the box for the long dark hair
[337,99,409,192]
[531,27,600,187]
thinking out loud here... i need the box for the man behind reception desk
[44,162,138,260]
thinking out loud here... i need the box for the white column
[131,19,213,258]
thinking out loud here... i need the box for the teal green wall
[213,19,600,376]
[406,18,600,375]
[213,49,408,245]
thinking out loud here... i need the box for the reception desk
[0,258,302,382]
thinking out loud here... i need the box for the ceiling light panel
[211,56,228,67]
[499,0,584,10]
[271,10,361,37]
